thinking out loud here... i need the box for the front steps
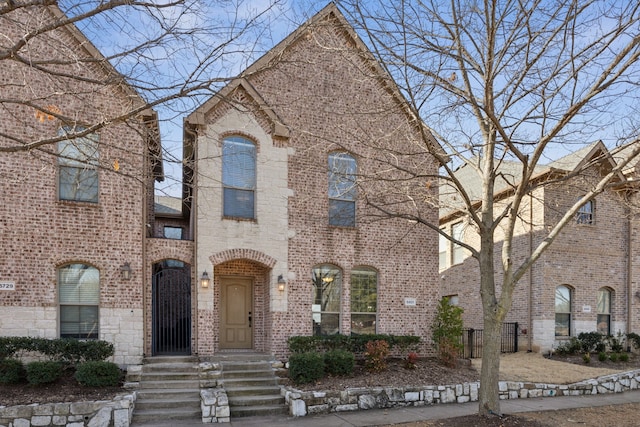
[217,354,288,418]
[131,356,201,424]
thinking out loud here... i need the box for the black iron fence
[460,322,518,359]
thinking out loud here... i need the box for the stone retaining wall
[200,388,230,423]
[0,393,136,427]
[285,369,640,417]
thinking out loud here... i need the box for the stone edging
[0,393,136,427]
[201,388,230,423]
[284,369,640,417]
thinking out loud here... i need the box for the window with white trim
[328,152,356,227]
[312,264,341,336]
[222,136,256,219]
[576,199,594,224]
[350,268,377,335]
[58,126,99,202]
[597,288,611,336]
[452,222,465,264]
[555,285,572,337]
[59,263,99,339]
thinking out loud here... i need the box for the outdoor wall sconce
[120,263,132,280]
[200,271,210,288]
[277,274,286,292]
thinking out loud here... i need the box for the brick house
[0,4,161,365]
[181,4,441,358]
[439,142,640,353]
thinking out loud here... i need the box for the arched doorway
[152,260,192,355]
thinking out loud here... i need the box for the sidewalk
[133,388,640,426]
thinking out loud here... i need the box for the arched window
[312,264,341,336]
[350,267,377,334]
[222,136,256,219]
[597,288,612,336]
[59,264,100,339]
[328,152,356,227]
[555,285,572,337]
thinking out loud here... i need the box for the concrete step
[220,377,279,388]
[228,394,285,407]
[229,404,289,418]
[224,385,283,397]
[132,407,201,424]
[143,355,198,364]
[136,388,200,400]
[139,371,199,381]
[138,379,200,389]
[142,362,198,373]
[135,397,200,411]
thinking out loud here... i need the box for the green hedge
[324,349,355,376]
[288,334,420,354]
[289,352,325,384]
[0,358,25,384]
[75,361,122,387]
[0,337,114,364]
[26,361,63,385]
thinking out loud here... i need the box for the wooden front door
[220,277,253,349]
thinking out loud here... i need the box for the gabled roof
[184,2,443,157]
[440,142,628,222]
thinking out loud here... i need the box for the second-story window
[328,152,356,227]
[164,226,183,240]
[58,126,99,203]
[222,136,256,219]
[576,199,594,225]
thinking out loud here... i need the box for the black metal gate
[460,322,519,359]
[152,261,192,355]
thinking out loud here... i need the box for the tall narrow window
[576,199,594,224]
[452,222,465,264]
[328,152,356,227]
[597,288,611,336]
[439,230,448,270]
[312,265,341,336]
[222,136,256,219]
[59,264,99,339]
[350,268,377,335]
[58,127,99,202]
[555,285,572,337]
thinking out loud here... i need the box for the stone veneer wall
[285,369,640,417]
[0,394,135,427]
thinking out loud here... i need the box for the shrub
[26,361,63,385]
[0,359,25,384]
[554,338,582,356]
[0,337,114,364]
[627,332,640,350]
[598,351,607,362]
[582,353,591,364]
[608,332,625,353]
[405,351,419,369]
[431,297,463,365]
[288,352,324,384]
[287,334,420,356]
[324,350,355,376]
[364,340,389,373]
[577,332,605,353]
[75,361,121,387]
[610,353,620,363]
[620,352,630,363]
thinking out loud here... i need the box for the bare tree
[337,0,640,416]
[0,0,283,191]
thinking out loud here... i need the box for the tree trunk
[478,310,504,416]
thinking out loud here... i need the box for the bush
[324,350,355,376]
[610,353,620,362]
[627,332,640,350]
[75,361,121,387]
[598,351,607,362]
[554,338,582,356]
[26,361,63,385]
[364,340,389,373]
[608,332,626,353]
[0,359,25,384]
[405,351,419,369]
[431,297,463,365]
[620,352,630,363]
[288,352,324,384]
[577,332,605,353]
[582,353,591,364]
[0,337,114,364]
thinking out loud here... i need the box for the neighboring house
[439,142,640,353]
[0,4,161,365]
[181,4,440,358]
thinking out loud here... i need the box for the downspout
[627,204,632,338]
[528,193,533,352]
[185,124,199,355]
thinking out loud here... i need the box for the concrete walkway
[132,388,640,426]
